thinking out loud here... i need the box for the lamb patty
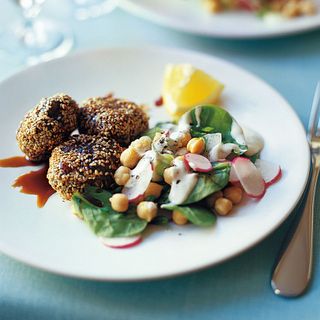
[16,93,78,161]
[47,134,123,200]
[78,97,149,145]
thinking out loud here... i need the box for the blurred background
[1,0,319,127]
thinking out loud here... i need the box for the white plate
[0,47,309,281]
[120,0,320,38]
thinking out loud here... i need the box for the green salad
[72,105,281,249]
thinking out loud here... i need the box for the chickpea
[282,1,300,17]
[163,167,176,185]
[223,186,243,205]
[270,0,282,11]
[172,210,188,225]
[144,182,163,199]
[187,138,205,154]
[179,132,192,147]
[110,193,129,213]
[120,147,140,169]
[114,166,131,186]
[214,198,233,216]
[203,0,221,13]
[131,136,152,155]
[205,191,223,208]
[137,201,157,222]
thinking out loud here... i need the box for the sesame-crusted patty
[78,97,149,145]
[16,94,79,161]
[47,134,123,200]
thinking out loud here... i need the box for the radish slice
[183,156,191,172]
[232,157,266,199]
[255,159,282,187]
[122,155,153,202]
[229,165,239,184]
[242,126,264,157]
[184,153,212,173]
[100,235,142,249]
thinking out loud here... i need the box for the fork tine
[308,82,320,141]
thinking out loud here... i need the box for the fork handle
[271,163,319,297]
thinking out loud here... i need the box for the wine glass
[10,0,73,65]
[73,0,118,20]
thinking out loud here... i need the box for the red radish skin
[184,153,212,173]
[246,184,266,199]
[101,235,142,249]
[254,159,282,187]
[128,194,144,204]
[265,168,282,187]
[183,156,191,172]
[232,157,266,199]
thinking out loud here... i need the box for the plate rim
[0,46,311,281]
[119,0,320,38]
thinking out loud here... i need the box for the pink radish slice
[232,157,266,199]
[122,157,153,202]
[255,159,282,187]
[184,153,212,173]
[229,164,239,184]
[183,156,191,172]
[100,235,142,249]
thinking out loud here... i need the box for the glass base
[9,18,73,65]
[74,0,118,20]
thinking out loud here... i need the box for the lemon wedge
[162,64,224,121]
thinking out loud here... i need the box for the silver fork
[271,82,320,297]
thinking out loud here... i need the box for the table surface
[0,1,320,319]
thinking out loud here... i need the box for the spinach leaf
[158,165,230,206]
[188,105,247,153]
[72,187,147,238]
[161,204,216,227]
[143,122,177,139]
[211,161,231,171]
[143,126,162,140]
[71,196,84,220]
[183,165,230,204]
[150,215,170,225]
[243,152,260,163]
[157,185,170,205]
[145,195,158,202]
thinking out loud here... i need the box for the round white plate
[0,47,309,281]
[120,0,320,38]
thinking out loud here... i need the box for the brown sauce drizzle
[0,156,39,168]
[12,165,55,208]
[0,156,55,208]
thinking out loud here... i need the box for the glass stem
[18,1,43,47]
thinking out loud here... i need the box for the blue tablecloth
[1,1,319,319]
